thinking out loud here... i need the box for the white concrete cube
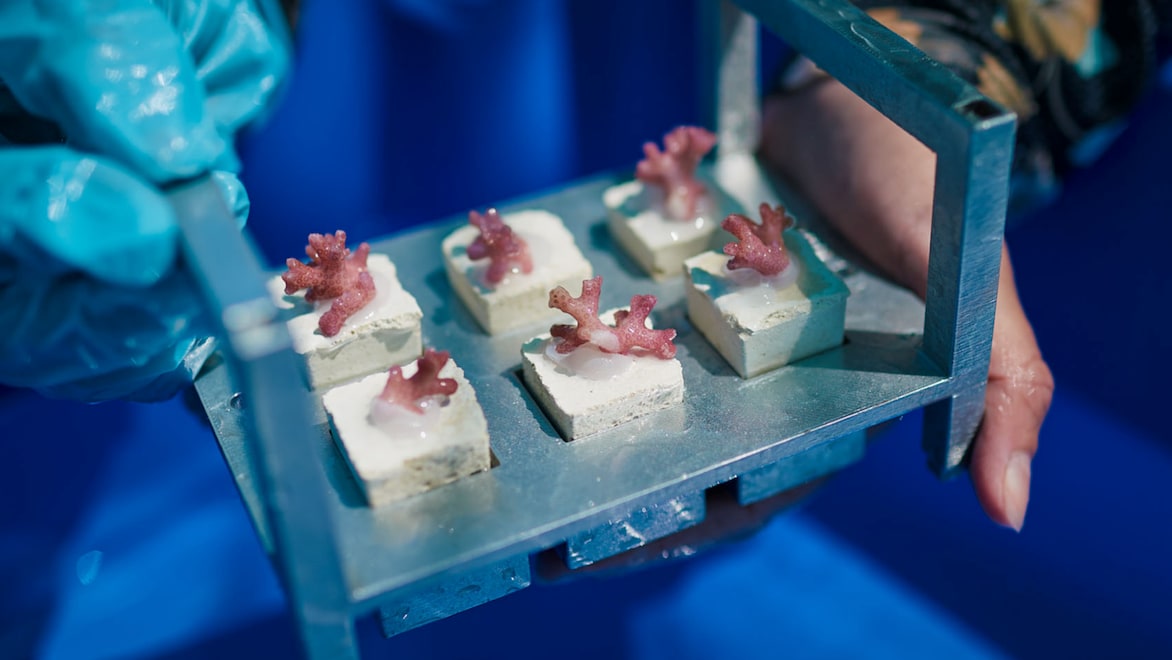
[268,253,423,389]
[442,210,593,335]
[603,174,741,281]
[684,231,849,378]
[322,358,491,507]
[520,309,684,440]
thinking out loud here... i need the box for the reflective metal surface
[187,1,1010,656]
[563,491,708,569]
[700,1,759,157]
[196,170,951,610]
[174,179,357,657]
[737,430,866,506]
[732,0,1015,475]
[376,554,531,638]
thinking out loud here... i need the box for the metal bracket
[185,1,1013,657]
[728,0,1015,475]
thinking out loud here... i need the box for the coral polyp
[376,349,459,414]
[548,276,676,360]
[722,203,796,276]
[282,231,376,337]
[466,208,534,286]
[635,126,717,220]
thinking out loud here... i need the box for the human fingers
[762,83,1055,530]
[0,146,177,286]
[0,148,223,401]
[169,0,292,136]
[968,247,1055,531]
[0,0,227,182]
[0,243,210,400]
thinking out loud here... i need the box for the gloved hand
[0,0,290,401]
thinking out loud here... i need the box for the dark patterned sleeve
[779,1,1168,211]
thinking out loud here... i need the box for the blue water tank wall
[2,2,1169,658]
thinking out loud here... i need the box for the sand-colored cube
[322,358,490,507]
[520,309,684,440]
[443,210,592,335]
[684,231,848,378]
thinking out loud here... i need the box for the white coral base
[267,254,423,389]
[520,309,684,440]
[684,231,849,378]
[442,209,593,335]
[603,177,740,281]
[322,359,491,507]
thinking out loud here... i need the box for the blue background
[3,1,1170,658]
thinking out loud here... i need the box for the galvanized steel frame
[725,0,1014,474]
[185,1,1013,657]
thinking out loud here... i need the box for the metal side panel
[562,491,708,569]
[731,0,1015,473]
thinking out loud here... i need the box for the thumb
[0,0,227,183]
[0,146,178,287]
[970,247,1055,531]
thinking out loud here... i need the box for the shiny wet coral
[548,276,676,359]
[377,349,458,414]
[467,208,533,286]
[722,203,795,276]
[635,126,717,220]
[282,230,376,337]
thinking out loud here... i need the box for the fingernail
[1003,451,1032,532]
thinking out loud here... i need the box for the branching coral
[282,230,376,337]
[466,209,533,286]
[377,349,458,414]
[635,126,717,220]
[548,276,676,359]
[722,203,796,276]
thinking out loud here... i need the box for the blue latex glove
[0,0,289,401]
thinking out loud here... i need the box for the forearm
[776,1,1165,218]
[761,80,934,297]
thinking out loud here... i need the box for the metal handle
[169,178,357,656]
[722,0,1016,475]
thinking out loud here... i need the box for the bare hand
[761,80,1054,531]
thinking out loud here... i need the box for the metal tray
[194,160,945,594]
[184,1,1015,656]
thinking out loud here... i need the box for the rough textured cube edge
[685,231,849,378]
[603,177,741,281]
[441,210,592,335]
[519,336,684,440]
[322,359,491,507]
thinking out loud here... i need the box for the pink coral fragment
[282,230,377,337]
[377,349,458,414]
[548,276,676,360]
[635,126,717,220]
[722,203,796,276]
[466,209,533,286]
